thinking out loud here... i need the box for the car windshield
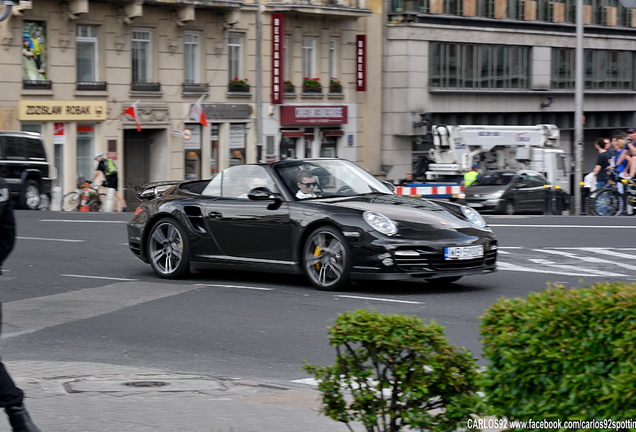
[274,159,395,199]
[473,172,515,186]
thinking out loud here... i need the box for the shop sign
[280,106,347,126]
[202,104,251,120]
[18,100,107,121]
[53,123,65,144]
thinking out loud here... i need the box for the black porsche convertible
[127,158,497,290]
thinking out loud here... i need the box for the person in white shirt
[296,170,318,199]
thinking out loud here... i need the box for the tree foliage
[304,309,483,432]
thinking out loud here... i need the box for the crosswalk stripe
[497,261,622,277]
[534,249,636,271]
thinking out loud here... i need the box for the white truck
[397,124,571,197]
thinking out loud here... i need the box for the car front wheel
[303,226,351,291]
[147,218,190,279]
[504,200,516,215]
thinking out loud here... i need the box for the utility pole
[574,0,584,215]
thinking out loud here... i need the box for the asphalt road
[2,210,635,387]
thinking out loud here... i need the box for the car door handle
[208,211,222,219]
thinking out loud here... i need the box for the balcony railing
[76,81,108,91]
[23,80,52,90]
[131,82,161,92]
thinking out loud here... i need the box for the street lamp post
[574,0,584,215]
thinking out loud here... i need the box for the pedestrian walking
[0,176,42,432]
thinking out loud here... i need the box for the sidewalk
[5,360,365,432]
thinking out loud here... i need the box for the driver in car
[296,170,319,199]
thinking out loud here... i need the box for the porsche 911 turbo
[127,158,497,290]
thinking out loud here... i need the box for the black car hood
[321,194,475,232]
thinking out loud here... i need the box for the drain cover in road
[66,377,225,393]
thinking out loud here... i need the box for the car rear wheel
[147,218,190,279]
[303,226,351,291]
[20,180,41,210]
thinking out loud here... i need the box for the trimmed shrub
[304,309,484,432]
[480,282,636,426]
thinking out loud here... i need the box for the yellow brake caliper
[314,246,322,270]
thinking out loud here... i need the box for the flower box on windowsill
[302,85,323,94]
[284,84,296,94]
[228,84,251,93]
[329,85,343,94]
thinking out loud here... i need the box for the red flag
[123,100,142,132]
[189,95,208,127]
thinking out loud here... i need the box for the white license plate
[444,245,484,260]
[467,202,483,208]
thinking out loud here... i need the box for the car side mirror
[382,181,396,192]
[248,187,281,201]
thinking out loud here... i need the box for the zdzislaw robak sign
[18,100,107,121]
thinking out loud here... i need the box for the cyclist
[592,137,612,189]
[92,153,128,211]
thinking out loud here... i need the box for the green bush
[304,309,483,432]
[480,282,636,427]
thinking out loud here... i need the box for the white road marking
[534,249,636,271]
[497,261,618,277]
[291,378,319,386]
[3,282,201,339]
[40,219,127,224]
[61,274,138,281]
[334,295,423,304]
[490,224,636,229]
[196,283,273,291]
[554,247,636,260]
[17,236,85,243]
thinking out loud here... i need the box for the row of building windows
[24,21,342,92]
[391,0,636,27]
[430,42,635,90]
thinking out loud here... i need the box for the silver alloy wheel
[303,226,350,290]
[505,201,516,216]
[148,219,190,278]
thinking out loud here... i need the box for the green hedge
[304,309,483,432]
[480,282,636,428]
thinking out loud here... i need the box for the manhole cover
[124,381,169,388]
[66,377,225,393]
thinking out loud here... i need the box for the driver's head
[296,170,317,194]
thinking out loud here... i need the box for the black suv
[0,130,52,210]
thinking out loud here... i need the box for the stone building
[382,0,636,182]
[0,0,376,205]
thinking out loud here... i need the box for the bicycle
[61,181,106,212]
[588,175,636,216]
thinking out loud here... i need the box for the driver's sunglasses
[299,182,318,187]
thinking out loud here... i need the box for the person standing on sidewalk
[92,152,128,211]
[0,176,42,432]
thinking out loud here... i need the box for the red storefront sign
[280,106,348,125]
[356,35,366,92]
[272,13,285,104]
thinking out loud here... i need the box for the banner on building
[356,35,366,92]
[272,13,285,104]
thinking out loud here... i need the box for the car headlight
[490,190,505,199]
[457,192,466,199]
[461,206,487,229]
[363,211,398,236]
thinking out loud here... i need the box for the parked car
[458,169,551,215]
[0,130,52,210]
[127,158,498,290]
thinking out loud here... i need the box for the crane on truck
[397,124,571,198]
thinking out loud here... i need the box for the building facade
[383,0,636,182]
[0,0,375,205]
